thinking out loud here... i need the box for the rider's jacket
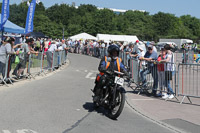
[96,56,127,81]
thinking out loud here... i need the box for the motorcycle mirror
[107,57,111,62]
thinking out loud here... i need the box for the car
[156,42,178,52]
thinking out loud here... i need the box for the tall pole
[62,27,64,40]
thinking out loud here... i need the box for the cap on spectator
[148,45,153,49]
[136,40,139,43]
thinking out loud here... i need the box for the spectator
[151,41,157,53]
[46,41,59,70]
[132,40,140,55]
[12,39,30,78]
[62,40,70,63]
[28,38,39,55]
[156,48,166,97]
[57,41,63,67]
[160,44,175,99]
[139,45,158,96]
[34,38,41,51]
[0,37,12,78]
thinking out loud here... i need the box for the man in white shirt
[47,41,58,69]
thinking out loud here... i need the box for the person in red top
[156,48,166,97]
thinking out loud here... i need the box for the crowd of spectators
[0,36,69,82]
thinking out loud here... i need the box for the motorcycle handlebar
[114,70,124,76]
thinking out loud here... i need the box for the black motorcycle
[93,70,127,120]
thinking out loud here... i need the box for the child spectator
[156,48,166,97]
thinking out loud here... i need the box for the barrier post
[51,51,55,71]
[2,55,12,86]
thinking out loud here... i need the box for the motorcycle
[93,70,127,120]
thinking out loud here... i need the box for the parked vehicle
[159,39,193,49]
[156,42,178,52]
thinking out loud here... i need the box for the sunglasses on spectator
[148,48,152,50]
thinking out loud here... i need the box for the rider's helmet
[107,45,120,59]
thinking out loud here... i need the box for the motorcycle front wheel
[108,90,125,120]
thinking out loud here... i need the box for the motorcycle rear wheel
[108,90,125,120]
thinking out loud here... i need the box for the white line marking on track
[16,129,38,133]
[2,130,11,133]
[85,72,96,80]
[85,72,93,79]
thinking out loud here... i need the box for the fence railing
[129,59,178,99]
[0,50,68,86]
[177,63,200,103]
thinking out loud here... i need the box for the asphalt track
[0,53,180,133]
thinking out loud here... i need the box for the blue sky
[10,0,200,18]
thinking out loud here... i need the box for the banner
[25,0,36,34]
[1,0,10,30]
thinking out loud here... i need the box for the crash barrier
[0,50,67,86]
[178,63,200,104]
[129,59,178,99]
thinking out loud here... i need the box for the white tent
[97,34,138,43]
[69,33,97,40]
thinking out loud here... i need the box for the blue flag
[25,0,36,34]
[1,0,10,30]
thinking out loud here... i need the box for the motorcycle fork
[111,84,117,107]
[100,86,109,104]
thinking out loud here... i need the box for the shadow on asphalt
[126,90,200,106]
[83,102,117,120]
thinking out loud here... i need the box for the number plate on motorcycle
[114,76,124,86]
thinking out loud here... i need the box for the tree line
[1,2,200,42]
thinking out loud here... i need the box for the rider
[93,44,128,100]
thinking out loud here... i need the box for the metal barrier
[129,58,178,100]
[0,50,67,87]
[178,63,200,104]
[0,55,13,86]
[28,52,43,78]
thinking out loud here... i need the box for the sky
[10,0,200,18]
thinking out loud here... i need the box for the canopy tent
[26,32,46,38]
[69,33,97,40]
[0,14,25,34]
[97,34,138,43]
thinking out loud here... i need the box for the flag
[25,0,36,34]
[1,0,10,30]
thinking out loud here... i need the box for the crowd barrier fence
[0,50,67,86]
[129,58,179,100]
[177,63,200,104]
